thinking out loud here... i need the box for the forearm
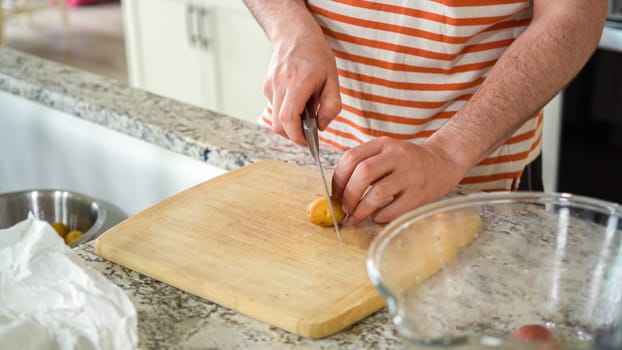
[243,0,323,46]
[424,0,608,171]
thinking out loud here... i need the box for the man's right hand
[244,0,341,145]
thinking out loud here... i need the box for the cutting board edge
[95,237,385,339]
[295,288,387,339]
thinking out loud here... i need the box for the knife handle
[301,99,320,161]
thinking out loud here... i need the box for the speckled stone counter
[0,47,333,171]
[74,243,399,350]
[0,47,402,349]
[2,47,502,349]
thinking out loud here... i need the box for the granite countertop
[0,47,402,349]
[2,41,619,348]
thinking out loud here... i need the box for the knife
[301,99,343,242]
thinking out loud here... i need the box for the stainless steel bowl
[0,189,123,247]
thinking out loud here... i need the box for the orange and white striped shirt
[260,0,543,191]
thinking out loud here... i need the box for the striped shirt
[260,0,543,191]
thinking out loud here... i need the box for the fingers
[333,138,407,226]
[332,140,385,202]
[273,77,340,145]
[267,87,307,144]
[317,74,341,131]
[280,87,311,145]
[264,44,339,144]
[332,138,431,225]
[332,138,390,201]
[370,192,414,224]
[347,175,403,225]
[269,83,287,138]
[266,72,323,145]
[332,138,464,226]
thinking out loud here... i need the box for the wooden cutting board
[95,160,386,339]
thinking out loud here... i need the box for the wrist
[423,131,475,181]
[254,1,322,46]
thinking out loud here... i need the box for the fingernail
[345,216,358,226]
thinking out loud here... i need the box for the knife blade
[301,100,343,242]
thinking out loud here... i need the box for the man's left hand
[331,136,468,225]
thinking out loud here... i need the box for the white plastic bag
[0,215,138,350]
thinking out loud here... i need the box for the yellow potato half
[65,230,84,245]
[306,196,346,227]
[51,222,69,239]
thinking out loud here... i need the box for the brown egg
[51,222,69,239]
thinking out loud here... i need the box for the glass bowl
[367,192,622,349]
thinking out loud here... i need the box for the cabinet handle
[186,4,197,46]
[197,7,211,50]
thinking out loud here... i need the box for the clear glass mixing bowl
[367,192,622,349]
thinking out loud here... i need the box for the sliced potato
[51,222,69,239]
[306,196,346,227]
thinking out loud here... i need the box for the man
[243,0,607,225]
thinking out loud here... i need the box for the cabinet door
[124,0,271,122]
[123,0,214,108]
[206,6,272,123]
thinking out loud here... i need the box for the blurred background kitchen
[2,0,621,203]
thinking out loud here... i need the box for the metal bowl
[367,192,622,350]
[0,189,122,247]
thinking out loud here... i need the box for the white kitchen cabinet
[542,93,562,193]
[122,0,271,123]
